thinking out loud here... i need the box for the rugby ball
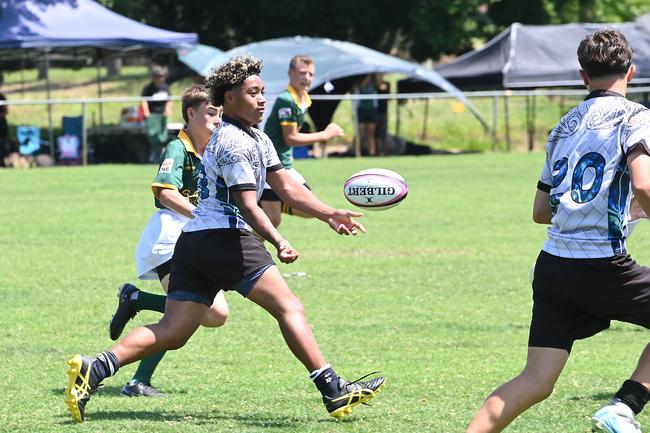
[343,168,408,210]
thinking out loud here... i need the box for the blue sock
[311,365,340,397]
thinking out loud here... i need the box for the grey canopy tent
[183,36,488,135]
[0,0,197,161]
[398,21,650,92]
[395,21,650,151]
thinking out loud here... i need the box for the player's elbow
[632,179,650,200]
[532,208,552,224]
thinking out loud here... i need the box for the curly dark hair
[578,29,632,79]
[204,55,263,106]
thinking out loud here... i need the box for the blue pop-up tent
[0,0,198,161]
[0,0,197,49]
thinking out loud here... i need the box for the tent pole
[96,49,104,125]
[395,97,401,141]
[504,93,511,151]
[352,99,361,157]
[526,94,536,151]
[492,95,498,150]
[20,54,25,97]
[420,98,429,141]
[45,48,54,162]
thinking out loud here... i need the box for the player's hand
[327,209,366,235]
[324,123,344,139]
[277,240,299,264]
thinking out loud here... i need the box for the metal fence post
[82,102,88,166]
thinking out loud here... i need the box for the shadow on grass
[56,408,349,427]
[570,392,613,402]
[51,385,188,397]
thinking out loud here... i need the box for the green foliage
[95,0,650,61]
[2,155,650,432]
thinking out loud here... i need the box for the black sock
[90,351,120,384]
[312,366,341,397]
[615,380,650,415]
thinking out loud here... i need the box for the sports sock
[310,364,341,397]
[91,351,120,384]
[614,380,650,414]
[131,290,166,313]
[281,203,294,215]
[132,351,166,384]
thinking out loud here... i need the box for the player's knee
[201,305,229,328]
[165,332,192,350]
[283,295,306,318]
[157,321,194,349]
[519,372,555,402]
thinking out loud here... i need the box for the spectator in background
[141,65,172,162]
[0,90,8,166]
[375,74,390,155]
[355,74,379,156]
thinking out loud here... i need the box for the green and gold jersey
[151,129,202,209]
[263,85,312,169]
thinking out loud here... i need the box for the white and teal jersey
[183,116,283,233]
[539,92,650,258]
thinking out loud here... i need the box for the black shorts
[529,250,650,352]
[357,107,378,124]
[168,229,275,305]
[155,259,173,281]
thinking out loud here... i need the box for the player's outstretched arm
[281,122,344,147]
[266,169,365,235]
[231,189,298,264]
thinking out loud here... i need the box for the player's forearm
[284,131,329,147]
[158,189,195,218]
[276,183,334,222]
[239,202,286,248]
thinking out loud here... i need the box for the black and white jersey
[539,91,650,258]
[184,116,283,233]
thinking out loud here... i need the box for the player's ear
[186,106,194,121]
[224,89,234,104]
[627,64,636,83]
[579,70,590,87]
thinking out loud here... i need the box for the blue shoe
[592,400,641,433]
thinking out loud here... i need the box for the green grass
[1,154,649,432]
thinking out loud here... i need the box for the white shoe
[592,400,642,433]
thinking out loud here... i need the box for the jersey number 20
[549,152,606,212]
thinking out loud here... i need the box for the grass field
[1,153,650,432]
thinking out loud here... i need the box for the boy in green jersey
[108,85,230,397]
[261,54,344,227]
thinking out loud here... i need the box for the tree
[99,0,650,62]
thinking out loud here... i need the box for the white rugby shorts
[135,209,189,280]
